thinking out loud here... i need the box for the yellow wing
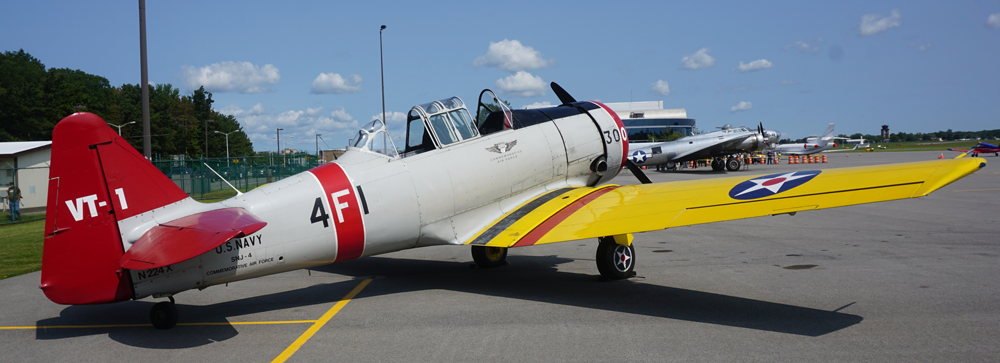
[465,157,985,248]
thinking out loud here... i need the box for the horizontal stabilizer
[119,208,267,270]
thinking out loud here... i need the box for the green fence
[150,154,320,200]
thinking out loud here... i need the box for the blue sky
[3,1,999,151]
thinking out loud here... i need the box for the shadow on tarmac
[35,254,861,348]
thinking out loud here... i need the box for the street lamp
[214,130,238,166]
[276,128,284,166]
[204,119,214,158]
[108,121,136,135]
[315,134,321,163]
[380,25,387,126]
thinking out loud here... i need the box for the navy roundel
[728,170,822,200]
[630,150,648,164]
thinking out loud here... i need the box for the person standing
[7,181,20,221]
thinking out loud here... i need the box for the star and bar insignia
[728,170,821,200]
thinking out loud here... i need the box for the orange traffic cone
[939,153,944,159]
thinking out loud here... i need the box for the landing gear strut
[150,296,178,329]
[471,245,508,268]
[595,237,635,280]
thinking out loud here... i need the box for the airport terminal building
[602,101,695,142]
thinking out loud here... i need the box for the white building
[1,141,52,213]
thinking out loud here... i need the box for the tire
[471,246,507,268]
[595,237,635,280]
[726,158,741,171]
[665,162,677,171]
[710,158,724,171]
[150,301,178,329]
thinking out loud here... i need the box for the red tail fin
[41,113,188,305]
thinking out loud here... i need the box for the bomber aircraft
[771,123,851,155]
[627,124,780,171]
[41,83,984,329]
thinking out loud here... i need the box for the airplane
[40,82,984,329]
[949,142,1000,157]
[626,124,780,172]
[771,123,848,155]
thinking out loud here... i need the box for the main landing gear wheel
[665,162,677,171]
[150,297,178,329]
[596,237,635,280]
[471,246,508,268]
[710,158,725,171]
[725,157,741,171]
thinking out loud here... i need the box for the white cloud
[736,59,774,72]
[522,101,552,109]
[180,61,280,93]
[473,39,553,72]
[910,43,933,52]
[681,48,715,70]
[331,107,354,122]
[225,103,360,151]
[310,73,362,94]
[305,107,323,117]
[651,80,671,96]
[220,103,266,117]
[730,101,752,112]
[859,9,902,36]
[784,40,821,54]
[496,71,546,98]
[988,13,1000,28]
[778,80,800,85]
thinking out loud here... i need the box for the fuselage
[627,127,778,166]
[124,99,629,299]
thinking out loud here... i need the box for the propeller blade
[551,82,577,105]
[625,160,652,184]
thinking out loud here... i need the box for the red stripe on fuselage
[513,186,620,248]
[309,163,366,262]
[591,101,628,171]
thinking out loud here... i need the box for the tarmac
[2,150,998,362]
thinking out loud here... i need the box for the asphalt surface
[2,150,998,362]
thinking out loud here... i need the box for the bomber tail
[41,113,189,305]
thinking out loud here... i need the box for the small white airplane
[40,83,984,329]
[772,123,849,155]
[627,124,780,171]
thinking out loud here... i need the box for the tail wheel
[596,237,635,280]
[726,158,741,171]
[150,300,178,329]
[471,246,508,268]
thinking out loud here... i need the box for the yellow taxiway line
[271,278,372,363]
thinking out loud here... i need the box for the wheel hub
[613,245,633,272]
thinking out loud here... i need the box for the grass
[0,219,45,279]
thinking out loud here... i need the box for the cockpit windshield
[349,119,399,157]
[402,96,479,156]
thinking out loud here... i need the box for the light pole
[315,134,321,164]
[214,130,238,166]
[276,128,284,166]
[204,119,214,158]
[380,25,387,125]
[108,121,136,135]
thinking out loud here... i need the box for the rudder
[41,113,188,305]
